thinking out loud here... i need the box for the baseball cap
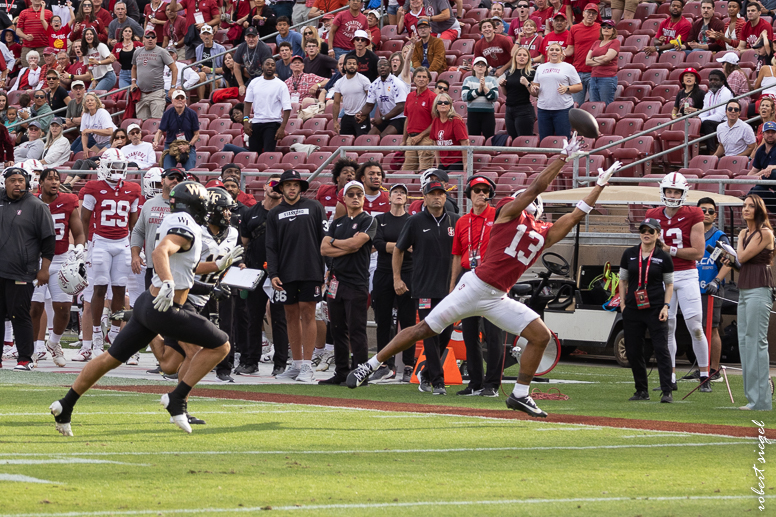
[163,167,186,180]
[171,90,186,100]
[423,181,446,195]
[716,53,740,65]
[43,47,57,55]
[244,26,258,36]
[352,29,370,41]
[71,80,85,88]
[639,218,662,232]
[200,25,213,34]
[290,54,305,63]
[390,183,408,194]
[422,168,449,183]
[28,121,43,130]
[584,2,599,12]
[126,123,141,133]
[144,30,157,37]
[344,180,365,194]
[50,116,64,126]
[472,56,488,67]
[764,121,776,132]
[492,16,504,24]
[322,12,335,19]
[221,163,240,174]
[365,9,380,18]
[206,178,225,188]
[553,12,567,19]
[601,19,616,27]
[416,17,430,26]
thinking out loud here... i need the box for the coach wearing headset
[0,167,56,371]
[450,175,505,398]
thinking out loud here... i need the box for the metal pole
[572,154,579,188]
[683,118,689,168]
[466,146,473,177]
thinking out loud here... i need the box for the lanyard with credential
[638,246,654,289]
[468,216,487,269]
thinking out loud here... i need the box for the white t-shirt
[163,64,201,91]
[85,43,112,81]
[535,61,580,111]
[366,75,408,120]
[331,73,371,116]
[122,142,157,168]
[244,76,292,124]
[80,108,117,146]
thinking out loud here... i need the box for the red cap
[206,179,224,188]
[679,67,701,87]
[583,3,599,12]
[43,47,57,55]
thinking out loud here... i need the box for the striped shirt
[716,118,756,156]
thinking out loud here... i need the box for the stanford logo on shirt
[448,227,454,236]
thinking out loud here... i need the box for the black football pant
[417,298,454,387]
[328,282,369,378]
[623,306,673,394]
[462,316,505,391]
[243,286,288,369]
[0,278,34,363]
[371,269,416,370]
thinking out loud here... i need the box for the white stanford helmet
[143,167,164,198]
[659,172,690,208]
[513,189,544,220]
[97,148,128,183]
[420,168,443,189]
[57,257,89,296]
[17,160,43,191]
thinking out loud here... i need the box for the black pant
[462,315,506,390]
[622,306,673,393]
[328,281,369,378]
[467,111,496,141]
[144,268,154,290]
[417,298,454,386]
[244,286,288,368]
[700,119,721,154]
[340,114,371,137]
[371,269,416,370]
[0,277,34,363]
[505,104,536,138]
[249,122,280,155]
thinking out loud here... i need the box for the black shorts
[275,281,323,305]
[108,291,228,363]
[701,290,723,329]
[375,117,405,134]
[162,299,204,358]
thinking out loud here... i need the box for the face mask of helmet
[206,187,236,229]
[659,173,689,208]
[512,189,544,219]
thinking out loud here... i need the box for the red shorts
[433,28,461,41]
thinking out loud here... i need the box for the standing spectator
[250,0,277,39]
[500,46,536,138]
[451,176,504,398]
[365,10,381,48]
[462,56,499,141]
[0,93,7,123]
[153,89,199,169]
[17,0,53,67]
[162,45,204,95]
[699,70,733,154]
[424,0,460,41]
[671,67,705,120]
[350,29,378,81]
[737,1,773,51]
[272,0,295,21]
[65,41,91,84]
[547,0,572,30]
[401,66,435,171]
[541,13,571,60]
[304,39,338,78]
[82,28,114,90]
[70,1,107,45]
[358,57,407,137]
[168,0,220,60]
[642,0,692,57]
[276,16,304,55]
[131,30,177,119]
[531,42,581,140]
[473,18,513,76]
[233,26,273,95]
[753,53,776,102]
[43,70,71,112]
[751,97,776,158]
[320,180,376,385]
[285,54,327,103]
[696,197,732,381]
[0,124,13,166]
[509,1,543,42]
[293,0,314,27]
[237,174,289,377]
[389,50,403,77]
[14,120,45,162]
[411,17,447,74]
[111,26,142,88]
[107,1,144,47]
[122,122,157,169]
[266,170,327,383]
[331,53,371,136]
[0,166,56,371]
[617,218,675,402]
[586,19,619,105]
[161,4,186,59]
[43,14,73,53]
[393,179,459,394]
[91,0,114,34]
[565,3,600,106]
[329,0,366,59]
[398,0,426,39]
[728,195,774,410]
[39,116,70,167]
[714,99,756,157]
[686,0,724,52]
[317,157,357,220]
[518,19,544,64]
[611,0,636,24]
[144,0,169,42]
[276,42,294,81]
[532,0,554,33]
[708,0,746,51]
[370,183,415,383]
[244,58,291,154]
[718,53,750,97]
[309,0,346,21]
[747,121,776,211]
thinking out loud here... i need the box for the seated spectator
[153,89,200,162]
[63,127,127,190]
[499,46,536,138]
[427,0,461,41]
[276,16,303,55]
[9,50,44,92]
[122,122,157,169]
[708,0,746,51]
[0,92,8,122]
[285,54,327,104]
[685,0,724,52]
[64,79,86,138]
[40,47,59,78]
[222,103,250,155]
[431,92,469,172]
[75,91,116,156]
[4,107,19,140]
[0,122,13,167]
[211,53,242,102]
[541,13,571,62]
[365,10,381,48]
[699,70,734,154]
[161,4,187,59]
[490,1,506,19]
[509,2,543,41]
[586,19,619,105]
[358,57,407,137]
[434,79,450,95]
[38,116,71,167]
[714,99,756,157]
[303,26,329,56]
[43,70,71,112]
[518,19,544,64]
[747,120,776,208]
[672,67,705,119]
[738,1,773,52]
[533,0,555,34]
[411,18,447,74]
[195,25,225,98]
[55,51,73,88]
[28,88,54,133]
[276,42,295,81]
[250,0,277,39]
[474,18,513,76]
[161,138,196,169]
[163,46,206,96]
[304,39,338,78]
[14,120,45,162]
[492,17,507,36]
[752,96,776,158]
[462,56,499,141]
[397,0,426,39]
[642,0,692,57]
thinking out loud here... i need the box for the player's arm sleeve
[167,225,195,243]
[395,217,413,251]
[82,194,97,211]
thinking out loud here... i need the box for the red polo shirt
[178,0,220,28]
[452,205,496,270]
[18,7,53,48]
[404,86,435,134]
[569,21,600,73]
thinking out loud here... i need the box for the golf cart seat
[510,283,533,297]
[546,283,575,311]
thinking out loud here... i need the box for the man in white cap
[122,123,157,169]
[132,30,177,119]
[194,25,225,99]
[350,29,379,81]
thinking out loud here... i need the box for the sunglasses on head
[640,227,656,234]
[268,179,279,187]
[437,100,451,105]
[701,207,716,214]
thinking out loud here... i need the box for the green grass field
[0,364,773,517]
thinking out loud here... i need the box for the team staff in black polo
[320,180,377,385]
[370,183,415,384]
[237,174,289,377]
[0,167,56,371]
[266,170,327,383]
[394,180,460,395]
[618,218,675,403]
[450,175,504,398]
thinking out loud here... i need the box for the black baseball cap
[162,167,185,180]
[639,218,662,232]
[244,26,258,36]
[423,181,446,195]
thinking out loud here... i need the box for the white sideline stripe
[0,442,753,458]
[0,459,146,466]
[0,474,58,484]
[1,495,775,516]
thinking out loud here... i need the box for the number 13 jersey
[644,206,703,271]
[80,180,142,240]
[474,211,553,292]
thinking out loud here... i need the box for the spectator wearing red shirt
[398,0,426,38]
[473,18,513,75]
[587,19,620,105]
[161,4,187,59]
[643,0,692,57]
[143,0,169,42]
[366,10,381,49]
[566,3,600,106]
[541,13,571,61]
[430,92,469,172]
[518,19,544,63]
[16,0,53,67]
[91,0,115,34]
[70,1,108,44]
[317,157,357,221]
[450,176,503,397]
[328,0,367,59]
[45,15,72,52]
[508,1,542,41]
[168,0,221,59]
[737,1,774,51]
[402,66,436,171]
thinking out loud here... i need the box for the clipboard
[221,267,265,291]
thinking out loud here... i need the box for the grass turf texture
[0,365,773,516]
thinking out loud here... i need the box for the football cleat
[50,400,74,436]
[71,347,92,362]
[46,341,66,367]
[505,394,548,418]
[346,362,373,389]
[161,393,192,434]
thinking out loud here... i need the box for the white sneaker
[46,341,66,367]
[92,336,104,358]
[295,364,315,383]
[316,350,335,371]
[71,347,92,362]
[311,348,325,367]
[126,353,140,366]
[260,343,274,363]
[3,345,18,360]
[275,366,301,380]
[35,350,47,362]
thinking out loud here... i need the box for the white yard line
[0,459,147,466]
[0,474,58,484]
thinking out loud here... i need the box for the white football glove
[560,131,584,158]
[153,280,175,312]
[215,245,244,272]
[597,161,622,187]
[72,243,85,261]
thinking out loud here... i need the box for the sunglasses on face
[267,179,279,187]
[727,107,741,112]
[437,100,451,105]
[640,228,656,234]
[129,130,140,135]
[437,86,448,91]
[28,127,41,131]
[34,95,46,99]
[114,135,126,139]
[47,77,58,81]
[304,31,312,35]
[471,187,490,194]
[346,191,364,198]
[701,208,716,214]
[144,34,156,38]
[517,4,529,7]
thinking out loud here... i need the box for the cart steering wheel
[542,252,570,277]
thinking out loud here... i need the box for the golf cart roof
[540,186,744,207]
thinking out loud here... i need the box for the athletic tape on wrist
[576,200,593,214]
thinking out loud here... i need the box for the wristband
[670,246,677,257]
[576,200,593,214]
[664,303,670,308]
[243,116,249,121]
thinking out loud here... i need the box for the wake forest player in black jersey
[50,182,239,436]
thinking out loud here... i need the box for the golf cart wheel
[613,330,630,368]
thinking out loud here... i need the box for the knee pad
[685,313,706,342]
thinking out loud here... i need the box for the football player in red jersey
[30,169,87,367]
[645,172,710,391]
[317,157,358,222]
[333,160,390,219]
[79,148,142,357]
[348,136,621,418]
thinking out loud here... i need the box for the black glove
[705,279,719,296]
[212,283,232,301]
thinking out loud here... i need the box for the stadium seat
[379,134,404,148]
[623,52,658,71]
[210,134,233,148]
[281,152,308,167]
[637,69,669,88]
[603,101,635,121]
[210,151,235,169]
[697,174,729,194]
[617,52,633,68]
[451,39,476,55]
[631,101,663,121]
[644,84,680,102]
[616,19,642,33]
[141,118,161,134]
[592,135,624,166]
[718,155,751,176]
[354,134,381,147]
[208,103,232,118]
[303,118,328,133]
[382,40,404,53]
[634,3,657,18]
[596,118,617,136]
[519,154,547,167]
[208,118,232,133]
[490,155,520,170]
[621,35,652,54]
[307,152,332,170]
[684,50,712,68]
[381,25,398,39]
[438,70,462,84]
[120,118,142,130]
[510,135,540,152]
[616,69,641,88]
[674,169,703,188]
[360,152,384,163]
[538,136,565,155]
[305,134,330,147]
[688,155,719,175]
[620,85,651,102]
[194,151,210,167]
[472,154,491,171]
[188,103,209,117]
[611,135,654,177]
[278,135,305,153]
[322,135,355,153]
[256,152,283,168]
[580,101,606,119]
[614,118,644,137]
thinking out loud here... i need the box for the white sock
[292,360,301,369]
[92,325,102,337]
[312,348,324,357]
[367,356,381,370]
[302,360,311,368]
[700,372,708,379]
[512,383,530,398]
[35,340,45,353]
[5,320,13,341]
[49,332,62,346]
[82,340,92,350]
[325,343,334,351]
[671,373,676,383]
[108,324,121,341]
